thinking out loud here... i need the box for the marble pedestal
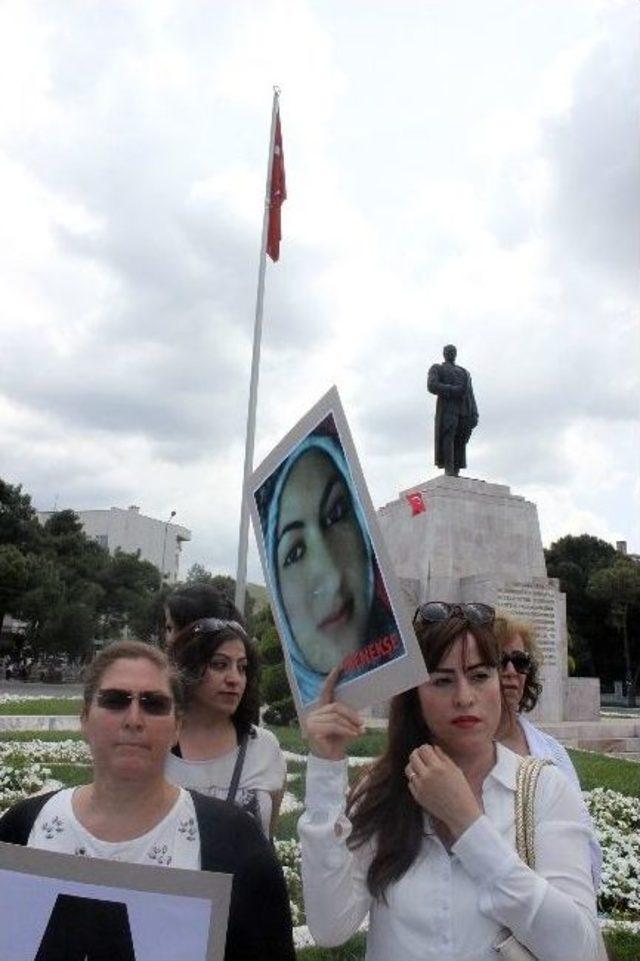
[377,475,600,723]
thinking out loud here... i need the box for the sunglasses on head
[413,601,495,628]
[95,688,174,716]
[191,617,248,640]
[500,651,532,674]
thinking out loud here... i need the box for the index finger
[317,666,343,707]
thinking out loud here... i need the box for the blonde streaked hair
[494,612,543,713]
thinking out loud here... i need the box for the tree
[253,606,296,725]
[588,559,640,707]
[545,535,618,679]
[0,544,29,635]
[99,549,161,642]
[0,479,41,551]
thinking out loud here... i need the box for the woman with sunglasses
[164,585,286,838]
[494,612,602,890]
[0,640,296,961]
[298,603,601,961]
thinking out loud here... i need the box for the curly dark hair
[168,621,260,738]
[493,613,543,713]
[346,616,502,900]
[163,583,260,737]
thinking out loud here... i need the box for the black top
[0,789,295,961]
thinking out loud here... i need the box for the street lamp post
[161,510,177,584]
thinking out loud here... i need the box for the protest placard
[0,841,231,961]
[250,386,428,718]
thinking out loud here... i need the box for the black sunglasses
[95,688,174,716]
[413,601,495,627]
[500,651,532,674]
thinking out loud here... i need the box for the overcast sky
[0,0,638,584]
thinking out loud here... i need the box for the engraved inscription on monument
[497,582,558,667]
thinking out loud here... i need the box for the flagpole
[234,87,280,615]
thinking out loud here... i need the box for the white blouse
[298,744,600,961]
[165,726,286,836]
[28,787,200,869]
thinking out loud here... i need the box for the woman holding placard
[0,640,295,961]
[298,603,602,961]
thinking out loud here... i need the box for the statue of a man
[427,344,478,476]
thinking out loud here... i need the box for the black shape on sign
[34,893,136,961]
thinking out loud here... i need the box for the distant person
[427,344,478,476]
[298,603,601,960]
[494,612,602,890]
[164,584,286,838]
[0,639,296,961]
[258,429,401,706]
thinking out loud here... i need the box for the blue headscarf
[264,433,374,705]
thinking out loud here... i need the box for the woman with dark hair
[164,584,286,838]
[0,640,296,961]
[298,603,601,961]
[494,612,602,890]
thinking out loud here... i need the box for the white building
[37,506,191,584]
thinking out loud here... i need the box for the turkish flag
[266,111,286,262]
[406,492,426,516]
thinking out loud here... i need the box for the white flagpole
[234,87,280,615]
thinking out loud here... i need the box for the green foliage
[545,535,638,689]
[262,663,291,703]
[258,625,284,666]
[0,477,169,655]
[587,559,640,705]
[0,480,41,551]
[263,697,298,726]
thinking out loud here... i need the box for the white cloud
[0,0,637,588]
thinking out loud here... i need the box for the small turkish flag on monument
[266,111,286,262]
[406,492,426,516]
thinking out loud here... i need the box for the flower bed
[0,761,55,811]
[585,787,640,919]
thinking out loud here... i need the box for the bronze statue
[427,344,478,476]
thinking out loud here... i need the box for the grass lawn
[569,748,640,798]
[0,698,81,715]
[274,724,387,758]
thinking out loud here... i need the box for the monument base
[377,475,600,724]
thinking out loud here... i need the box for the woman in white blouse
[298,602,602,961]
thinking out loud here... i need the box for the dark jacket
[0,788,296,961]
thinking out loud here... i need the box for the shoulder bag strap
[515,757,551,869]
[226,732,249,805]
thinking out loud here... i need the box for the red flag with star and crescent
[266,111,286,262]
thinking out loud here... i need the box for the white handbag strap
[514,757,551,871]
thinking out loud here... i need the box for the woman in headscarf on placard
[259,424,400,706]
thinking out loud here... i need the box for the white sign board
[0,841,231,961]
